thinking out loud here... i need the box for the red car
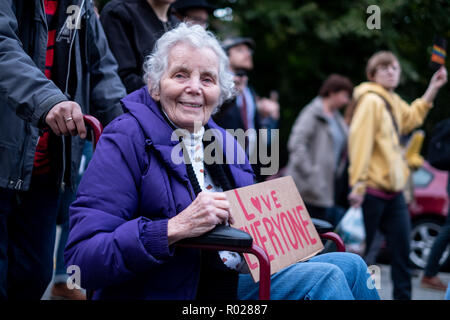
[408,161,449,269]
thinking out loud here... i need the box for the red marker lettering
[296,205,317,245]
[252,220,274,261]
[263,217,284,256]
[271,190,282,208]
[281,211,301,249]
[234,189,255,221]
[271,214,290,252]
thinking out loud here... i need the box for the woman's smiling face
[154,42,221,132]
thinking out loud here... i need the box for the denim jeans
[237,252,380,300]
[362,193,411,300]
[0,174,59,300]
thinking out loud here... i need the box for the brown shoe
[50,282,86,300]
[420,276,448,291]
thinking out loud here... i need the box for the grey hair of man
[143,23,235,108]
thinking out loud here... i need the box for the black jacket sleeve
[100,4,145,93]
[86,4,126,126]
[0,0,68,127]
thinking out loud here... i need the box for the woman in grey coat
[286,74,353,224]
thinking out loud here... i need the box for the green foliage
[99,0,450,166]
[213,0,450,166]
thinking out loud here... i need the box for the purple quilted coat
[64,87,255,299]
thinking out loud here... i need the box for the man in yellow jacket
[348,51,447,300]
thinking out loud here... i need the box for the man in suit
[213,37,279,182]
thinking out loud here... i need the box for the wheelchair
[83,115,345,300]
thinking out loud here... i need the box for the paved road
[377,264,449,300]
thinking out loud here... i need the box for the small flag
[430,36,446,71]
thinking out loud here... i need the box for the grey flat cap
[221,37,255,52]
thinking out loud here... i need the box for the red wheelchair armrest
[176,225,271,300]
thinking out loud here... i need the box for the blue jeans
[0,174,59,300]
[237,252,380,300]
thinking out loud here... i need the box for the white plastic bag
[335,207,366,254]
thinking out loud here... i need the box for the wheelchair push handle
[83,115,103,148]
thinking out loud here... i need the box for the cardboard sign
[225,176,324,282]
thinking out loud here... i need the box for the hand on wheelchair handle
[45,101,87,139]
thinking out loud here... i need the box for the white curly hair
[143,23,235,107]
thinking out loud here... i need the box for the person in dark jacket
[0,0,125,300]
[100,0,180,93]
[64,23,380,300]
[213,37,280,182]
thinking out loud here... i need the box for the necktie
[240,94,248,131]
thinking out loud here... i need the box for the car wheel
[410,218,450,269]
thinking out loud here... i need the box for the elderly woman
[64,23,379,300]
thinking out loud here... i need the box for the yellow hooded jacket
[349,82,432,195]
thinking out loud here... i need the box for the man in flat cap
[214,37,280,182]
[172,0,216,29]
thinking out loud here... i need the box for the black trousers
[305,202,330,223]
[424,180,450,277]
[0,174,59,300]
[362,193,412,300]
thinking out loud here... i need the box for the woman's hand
[348,192,364,208]
[167,192,234,245]
[423,66,448,104]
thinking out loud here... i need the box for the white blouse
[183,127,248,273]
